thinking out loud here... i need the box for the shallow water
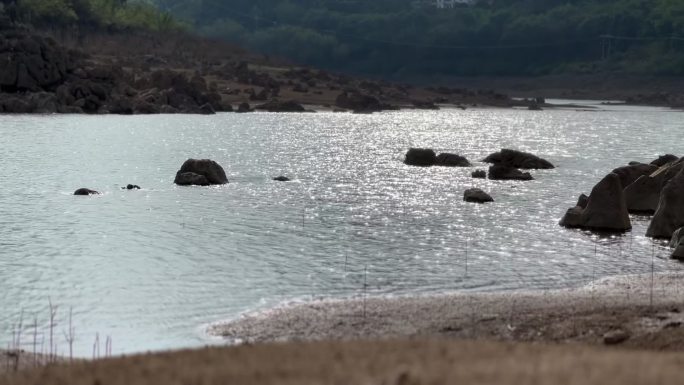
[0,105,681,355]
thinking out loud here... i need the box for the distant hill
[149,0,684,79]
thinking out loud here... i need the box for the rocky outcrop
[472,170,486,179]
[646,167,684,239]
[624,175,662,214]
[236,102,253,113]
[463,188,493,203]
[559,173,631,232]
[0,33,72,92]
[174,159,228,186]
[255,100,306,112]
[488,165,533,181]
[435,153,471,167]
[671,227,684,260]
[611,163,658,190]
[483,149,554,169]
[651,154,679,167]
[74,188,99,196]
[404,148,437,167]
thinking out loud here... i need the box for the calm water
[0,104,682,355]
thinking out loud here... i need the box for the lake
[0,103,681,355]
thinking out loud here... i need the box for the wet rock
[671,227,684,260]
[435,153,471,167]
[483,149,554,170]
[488,165,533,181]
[559,173,631,232]
[651,154,679,167]
[174,159,228,186]
[122,184,141,190]
[472,170,486,179]
[611,163,658,190]
[576,193,589,209]
[603,330,630,345]
[255,100,306,112]
[647,167,684,239]
[624,175,662,214]
[464,188,493,203]
[404,148,437,167]
[273,176,291,182]
[74,188,99,196]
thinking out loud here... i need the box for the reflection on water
[0,106,681,355]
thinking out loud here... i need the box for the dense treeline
[149,0,684,77]
[0,0,182,32]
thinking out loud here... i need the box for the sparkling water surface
[0,104,682,355]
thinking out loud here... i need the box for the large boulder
[404,148,437,167]
[611,163,658,190]
[488,165,533,181]
[646,167,684,239]
[624,175,662,214]
[483,149,554,169]
[174,159,228,186]
[559,173,631,232]
[435,153,471,167]
[74,188,99,196]
[651,154,679,167]
[464,188,493,203]
[671,227,684,260]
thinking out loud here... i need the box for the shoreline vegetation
[4,273,684,384]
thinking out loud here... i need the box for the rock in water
[273,176,291,182]
[472,170,486,179]
[122,184,141,190]
[611,163,658,190]
[624,175,662,214]
[404,148,437,167]
[559,173,631,232]
[74,188,99,196]
[435,153,471,167]
[651,154,679,167]
[463,188,493,203]
[488,165,533,181]
[483,149,554,169]
[174,159,228,186]
[647,167,684,239]
[255,100,306,112]
[671,228,684,260]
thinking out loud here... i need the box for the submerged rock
[488,165,533,181]
[647,167,684,239]
[74,188,99,196]
[472,170,486,179]
[483,149,554,169]
[559,173,631,232]
[122,184,141,190]
[174,159,228,186]
[273,176,291,182]
[463,188,493,203]
[404,148,437,167]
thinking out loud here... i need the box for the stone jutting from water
[559,173,631,232]
[74,188,99,196]
[651,154,679,167]
[174,159,228,186]
[487,164,533,181]
[611,163,658,190]
[435,153,471,167]
[624,159,684,214]
[404,148,437,167]
[463,188,493,203]
[670,227,684,260]
[647,166,684,239]
[483,149,554,169]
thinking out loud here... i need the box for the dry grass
[5,339,684,385]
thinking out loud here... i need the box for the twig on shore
[48,298,58,364]
[63,307,75,362]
